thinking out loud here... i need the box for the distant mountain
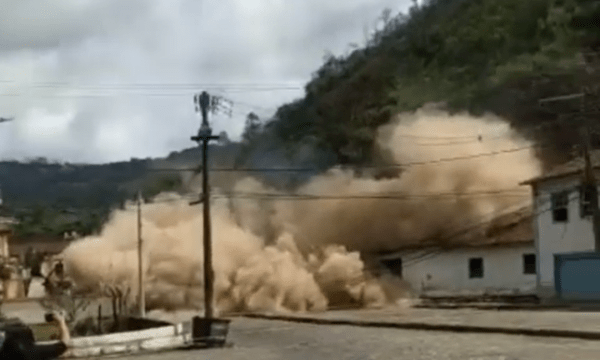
[0,143,241,239]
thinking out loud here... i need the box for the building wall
[0,231,9,258]
[534,176,599,299]
[379,244,537,297]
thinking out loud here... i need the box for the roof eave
[377,238,534,258]
[519,166,600,186]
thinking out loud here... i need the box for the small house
[374,206,536,298]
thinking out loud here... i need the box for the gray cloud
[0,0,410,163]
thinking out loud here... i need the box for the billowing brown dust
[61,106,542,314]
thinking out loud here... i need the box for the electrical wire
[216,189,531,201]
[395,133,504,140]
[0,81,305,88]
[116,189,531,209]
[412,137,503,146]
[149,143,543,174]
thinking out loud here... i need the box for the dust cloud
[61,105,542,314]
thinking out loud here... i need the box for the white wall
[0,232,8,258]
[534,177,599,297]
[380,244,537,296]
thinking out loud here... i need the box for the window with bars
[580,185,595,218]
[523,254,536,274]
[469,258,483,279]
[551,191,569,223]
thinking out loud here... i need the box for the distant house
[0,224,11,259]
[374,206,536,298]
[521,150,600,302]
[10,235,72,261]
[0,216,18,259]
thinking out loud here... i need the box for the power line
[411,136,506,146]
[126,184,582,209]
[393,144,538,166]
[396,133,506,140]
[2,85,303,92]
[147,166,319,173]
[118,188,531,207]
[0,90,298,98]
[0,81,305,88]
[217,189,530,201]
[149,144,542,174]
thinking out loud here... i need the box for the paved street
[6,302,600,359]
[108,317,600,360]
[282,306,600,333]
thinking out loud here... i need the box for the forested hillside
[248,0,600,168]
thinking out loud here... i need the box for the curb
[412,304,571,311]
[239,313,600,340]
[37,322,193,358]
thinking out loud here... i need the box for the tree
[218,131,231,146]
[242,112,262,143]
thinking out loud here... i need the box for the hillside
[0,144,238,239]
[250,0,600,168]
[4,0,600,240]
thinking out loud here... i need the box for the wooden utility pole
[137,191,145,317]
[581,126,600,250]
[192,91,220,320]
[538,72,600,251]
[578,84,600,251]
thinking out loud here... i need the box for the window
[523,254,536,274]
[469,258,483,279]
[551,191,569,223]
[381,258,402,278]
[580,185,596,218]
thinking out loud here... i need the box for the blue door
[555,252,600,300]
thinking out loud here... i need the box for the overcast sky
[0,0,412,164]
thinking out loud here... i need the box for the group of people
[0,248,74,358]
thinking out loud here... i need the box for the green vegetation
[249,0,600,166]
[2,158,186,239]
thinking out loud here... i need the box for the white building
[0,217,17,259]
[375,207,537,298]
[521,151,600,301]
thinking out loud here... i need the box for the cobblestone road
[107,318,600,360]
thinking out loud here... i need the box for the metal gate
[555,252,600,301]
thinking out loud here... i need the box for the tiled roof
[379,206,533,256]
[521,150,600,185]
[443,206,533,248]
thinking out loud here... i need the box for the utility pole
[191,91,220,320]
[137,191,145,317]
[538,72,600,251]
[581,126,600,250]
[579,86,600,251]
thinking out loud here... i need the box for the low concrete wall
[125,317,173,331]
[37,321,192,358]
